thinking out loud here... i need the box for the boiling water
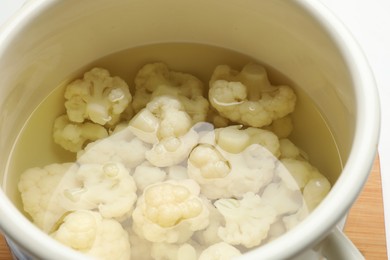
[5,42,342,217]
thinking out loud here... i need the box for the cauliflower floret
[51,210,130,260]
[128,232,153,260]
[261,182,303,215]
[126,107,160,144]
[129,95,192,143]
[263,115,294,139]
[64,67,132,126]
[209,63,296,128]
[18,163,79,232]
[167,165,189,181]
[19,161,137,232]
[53,115,108,152]
[145,128,199,168]
[151,84,209,125]
[61,162,137,220]
[188,140,275,199]
[132,179,209,243]
[215,125,280,156]
[265,220,287,243]
[151,242,198,260]
[282,206,309,231]
[207,108,231,128]
[279,138,301,159]
[132,62,209,123]
[77,125,150,170]
[133,162,167,192]
[303,176,331,211]
[278,158,323,188]
[193,199,224,246]
[129,96,199,167]
[277,158,331,210]
[198,242,241,260]
[214,192,277,248]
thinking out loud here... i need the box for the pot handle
[318,227,365,259]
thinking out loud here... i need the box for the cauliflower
[128,233,153,260]
[277,158,331,210]
[151,84,209,125]
[263,115,294,139]
[208,63,296,128]
[64,67,132,126]
[18,62,334,259]
[77,125,149,170]
[207,108,231,128]
[215,125,280,156]
[282,206,309,231]
[187,138,275,199]
[193,200,224,246]
[214,192,277,248]
[198,242,241,260]
[276,158,319,189]
[279,138,302,159]
[126,107,160,144]
[51,210,131,260]
[132,62,209,123]
[132,179,209,243]
[18,163,79,232]
[61,162,137,220]
[167,165,189,181]
[129,95,192,143]
[145,128,198,168]
[133,162,167,192]
[53,115,108,152]
[261,182,303,215]
[151,242,198,260]
[18,161,137,231]
[129,96,199,167]
[303,176,331,211]
[265,220,287,243]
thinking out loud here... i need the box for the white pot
[0,0,380,259]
